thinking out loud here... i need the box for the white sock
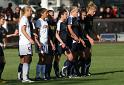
[18,72,21,79]
[22,63,29,80]
[41,65,46,79]
[36,64,42,78]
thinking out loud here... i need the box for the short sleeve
[20,17,27,26]
[35,19,41,29]
[68,17,72,25]
[57,21,61,31]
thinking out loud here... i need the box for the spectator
[98,7,105,18]
[105,6,113,18]
[112,5,119,18]
[5,3,14,21]
[13,6,21,22]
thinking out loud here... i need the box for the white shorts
[39,43,48,54]
[19,43,33,56]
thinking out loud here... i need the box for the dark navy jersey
[84,14,95,38]
[57,20,67,43]
[68,16,80,38]
[0,26,7,43]
[79,19,87,40]
[47,17,57,43]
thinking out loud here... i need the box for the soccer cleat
[22,79,34,83]
[0,79,6,83]
[68,75,73,78]
[35,77,41,81]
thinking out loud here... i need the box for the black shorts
[0,46,4,56]
[66,36,72,49]
[78,43,85,51]
[57,44,70,56]
[71,42,80,52]
[84,40,91,48]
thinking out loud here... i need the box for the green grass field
[1,43,124,85]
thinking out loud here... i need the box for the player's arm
[68,25,79,42]
[86,34,94,45]
[34,29,41,48]
[21,25,34,44]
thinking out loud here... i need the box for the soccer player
[46,10,56,79]
[0,14,7,83]
[67,6,85,77]
[18,6,34,83]
[78,8,87,76]
[82,1,99,76]
[56,9,74,78]
[34,8,49,80]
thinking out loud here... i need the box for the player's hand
[61,43,66,49]
[29,39,34,44]
[38,43,42,48]
[80,39,86,47]
[3,44,6,48]
[89,38,94,45]
[14,30,19,36]
[52,44,56,51]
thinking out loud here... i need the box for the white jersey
[19,16,31,45]
[35,18,48,44]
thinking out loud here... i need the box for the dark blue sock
[67,60,73,76]
[0,63,5,79]
[81,59,86,75]
[45,64,52,79]
[85,58,91,75]
[18,63,23,73]
[53,61,59,77]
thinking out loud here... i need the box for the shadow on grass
[3,78,108,85]
[92,70,124,75]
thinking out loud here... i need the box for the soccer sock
[85,58,91,75]
[17,63,23,79]
[45,64,51,79]
[67,60,73,76]
[53,61,59,77]
[41,65,46,79]
[74,60,80,76]
[0,63,5,79]
[64,60,69,67]
[22,63,29,80]
[60,60,68,76]
[81,59,86,75]
[18,63,23,72]
[36,64,42,78]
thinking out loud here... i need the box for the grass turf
[1,43,124,85]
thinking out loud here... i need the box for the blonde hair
[20,6,32,18]
[86,1,97,12]
[70,5,78,13]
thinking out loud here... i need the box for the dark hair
[36,8,47,18]
[0,14,5,19]
[57,9,67,21]
[79,8,86,20]
[8,3,12,7]
[48,10,54,13]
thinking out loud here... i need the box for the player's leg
[17,57,24,80]
[0,46,5,80]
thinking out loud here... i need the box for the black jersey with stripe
[68,16,80,38]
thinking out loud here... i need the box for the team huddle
[0,1,99,83]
